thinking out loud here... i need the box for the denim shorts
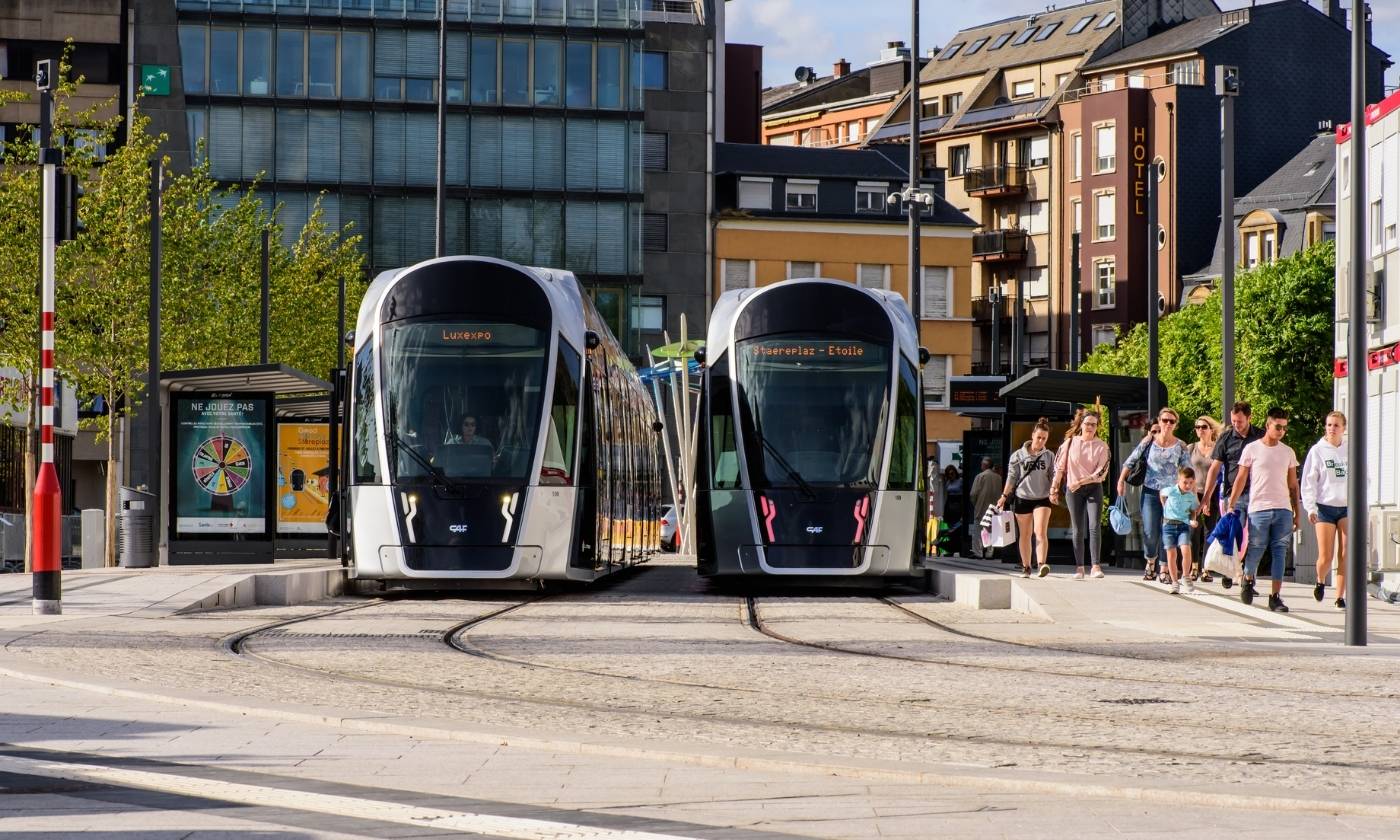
[1162,519,1192,549]
[1316,503,1348,525]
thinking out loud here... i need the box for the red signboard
[1333,342,1400,377]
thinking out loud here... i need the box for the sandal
[1201,571,1214,583]
[1187,565,1199,582]
[1142,564,1156,581]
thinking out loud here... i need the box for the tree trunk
[105,378,118,567]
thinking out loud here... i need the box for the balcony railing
[642,0,700,23]
[962,164,1028,197]
[972,229,1029,262]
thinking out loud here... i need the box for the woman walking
[1050,409,1110,580]
[1189,416,1222,582]
[1118,408,1192,583]
[999,419,1056,578]
[1301,411,1349,609]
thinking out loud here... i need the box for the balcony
[641,0,700,23]
[972,229,1029,263]
[963,164,1028,198]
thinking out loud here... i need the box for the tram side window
[543,344,581,485]
[353,343,380,483]
[709,358,740,489]
[887,359,919,491]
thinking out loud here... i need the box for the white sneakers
[1073,570,1085,580]
[1090,567,1105,579]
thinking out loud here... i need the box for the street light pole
[32,60,62,615]
[1345,1,1369,646]
[435,0,447,258]
[908,0,922,324]
[1069,232,1080,370]
[1217,65,1239,420]
[1146,170,1159,419]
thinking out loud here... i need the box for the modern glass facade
[175,0,644,339]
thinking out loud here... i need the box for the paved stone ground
[2,556,1400,837]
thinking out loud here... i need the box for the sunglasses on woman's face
[1194,423,1209,430]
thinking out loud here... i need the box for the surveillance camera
[886,193,901,206]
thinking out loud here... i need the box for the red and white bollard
[32,73,62,615]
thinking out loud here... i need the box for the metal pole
[1014,273,1025,378]
[1147,173,1159,418]
[329,270,345,561]
[260,228,270,365]
[989,285,1000,376]
[33,84,62,614]
[908,0,922,323]
[147,160,162,501]
[336,271,346,371]
[435,0,447,257]
[1220,93,1235,420]
[1069,232,1080,370]
[1345,0,1368,646]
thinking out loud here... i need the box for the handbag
[987,509,1017,547]
[1125,437,1150,487]
[1108,496,1134,536]
[1203,538,1241,579]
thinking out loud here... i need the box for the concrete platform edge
[1,656,1396,820]
[173,567,345,614]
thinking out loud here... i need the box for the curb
[174,566,345,614]
[1,658,1397,819]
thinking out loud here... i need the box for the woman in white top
[1300,411,1349,609]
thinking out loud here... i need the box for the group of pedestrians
[981,401,1350,613]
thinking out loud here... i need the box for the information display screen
[277,422,330,535]
[174,395,269,535]
[742,340,872,362]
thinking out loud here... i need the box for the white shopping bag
[1203,539,1241,579]
[987,509,1017,548]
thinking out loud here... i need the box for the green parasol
[649,338,704,360]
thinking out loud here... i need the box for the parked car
[660,505,679,552]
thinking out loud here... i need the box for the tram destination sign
[747,341,870,360]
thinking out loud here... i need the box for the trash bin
[117,487,157,569]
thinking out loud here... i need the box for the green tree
[1083,241,1336,451]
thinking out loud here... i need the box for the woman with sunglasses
[1188,416,1222,582]
[1119,408,1192,584]
[1050,408,1110,580]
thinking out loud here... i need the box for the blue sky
[726,0,1399,93]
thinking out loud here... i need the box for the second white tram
[694,279,926,579]
[340,256,661,584]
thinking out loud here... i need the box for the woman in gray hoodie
[998,418,1056,578]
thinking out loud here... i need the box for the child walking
[1160,466,1201,594]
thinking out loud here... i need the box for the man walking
[1226,407,1300,613]
[1202,402,1262,589]
[969,457,1001,558]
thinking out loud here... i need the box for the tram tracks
[215,592,1400,779]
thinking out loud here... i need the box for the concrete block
[959,576,1011,610]
[80,510,105,569]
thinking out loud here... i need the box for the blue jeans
[1245,508,1293,582]
[1140,490,1164,562]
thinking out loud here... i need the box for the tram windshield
[382,320,548,483]
[734,336,891,489]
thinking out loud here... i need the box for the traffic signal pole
[33,61,62,615]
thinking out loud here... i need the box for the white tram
[337,256,661,584]
[695,279,926,579]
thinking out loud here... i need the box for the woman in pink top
[1050,408,1111,579]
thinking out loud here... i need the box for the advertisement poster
[175,396,268,534]
[277,422,330,535]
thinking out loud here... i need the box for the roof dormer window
[964,37,989,56]
[1034,21,1060,40]
[1068,14,1095,34]
[940,42,964,60]
[988,32,1013,50]
[1096,11,1117,29]
[1012,27,1038,46]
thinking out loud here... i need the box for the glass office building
[175,0,645,342]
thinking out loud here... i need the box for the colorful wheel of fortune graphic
[192,435,253,496]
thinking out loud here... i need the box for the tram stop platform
[919,555,1400,649]
[0,560,342,627]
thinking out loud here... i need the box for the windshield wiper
[386,428,461,495]
[754,425,816,500]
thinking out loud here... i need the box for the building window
[1055,72,1071,89]
[846,119,863,141]
[785,180,818,211]
[855,183,887,213]
[1026,267,1049,298]
[632,295,664,332]
[1097,11,1117,28]
[923,355,951,408]
[276,29,305,97]
[243,28,272,95]
[989,32,1013,50]
[1069,14,1095,34]
[1012,79,1035,98]
[949,145,970,176]
[1027,332,1050,366]
[964,37,989,56]
[209,28,239,95]
[1092,325,1116,348]
[1322,221,1337,242]
[1013,27,1039,46]
[1023,200,1049,235]
[643,213,668,251]
[1098,75,1117,92]
[1035,22,1061,40]
[943,92,963,113]
[1094,258,1116,308]
[643,131,667,170]
[1070,198,1082,234]
[1026,135,1049,167]
[1263,229,1276,263]
[738,177,772,210]
[1127,70,1147,89]
[1094,191,1115,241]
[641,50,667,90]
[1372,199,1384,254]
[939,42,965,61]
[1094,123,1115,172]
[722,259,754,291]
[1168,60,1203,85]
[920,266,953,319]
[179,25,207,94]
[857,264,889,290]
[920,99,940,118]
[1070,132,1082,180]
[787,261,819,279]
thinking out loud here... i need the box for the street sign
[140,65,171,96]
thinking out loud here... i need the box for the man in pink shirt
[1226,406,1300,613]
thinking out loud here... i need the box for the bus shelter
[159,364,331,566]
